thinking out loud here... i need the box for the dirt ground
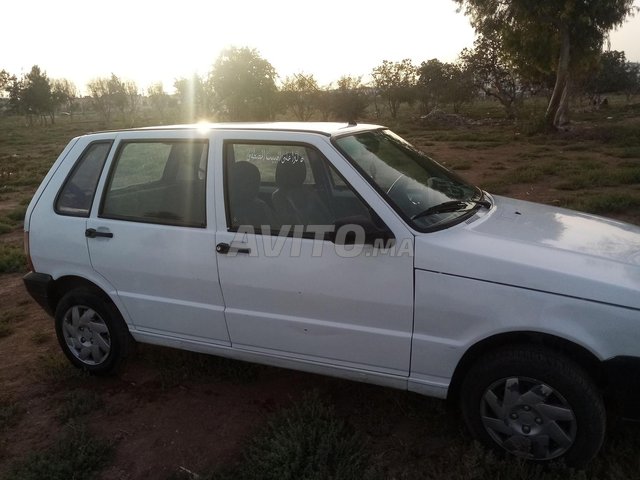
[0,270,460,479]
[1,113,639,479]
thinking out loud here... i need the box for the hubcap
[61,305,111,365]
[480,377,577,460]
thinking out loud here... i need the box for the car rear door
[86,130,230,345]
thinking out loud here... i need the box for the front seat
[271,153,333,227]
[228,161,276,230]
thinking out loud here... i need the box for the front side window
[335,129,485,231]
[225,142,373,236]
[55,141,112,216]
[101,140,207,227]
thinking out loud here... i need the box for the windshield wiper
[411,198,491,221]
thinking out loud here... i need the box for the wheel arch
[50,275,114,313]
[447,331,604,401]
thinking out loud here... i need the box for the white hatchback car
[23,123,640,466]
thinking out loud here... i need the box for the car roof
[94,122,385,137]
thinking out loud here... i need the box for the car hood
[414,195,640,310]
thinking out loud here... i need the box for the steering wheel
[428,177,466,200]
[386,174,420,213]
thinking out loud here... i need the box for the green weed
[612,146,640,158]
[57,390,104,424]
[6,205,27,222]
[29,331,50,345]
[212,392,372,480]
[35,352,85,382]
[4,423,113,480]
[0,244,26,273]
[0,318,14,338]
[562,193,640,214]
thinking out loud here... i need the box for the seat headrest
[275,153,306,188]
[230,161,261,202]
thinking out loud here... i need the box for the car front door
[213,130,414,376]
[86,130,230,345]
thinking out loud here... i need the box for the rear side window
[101,140,208,227]
[55,141,112,216]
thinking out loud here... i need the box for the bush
[215,392,372,480]
[5,423,113,480]
[0,244,26,273]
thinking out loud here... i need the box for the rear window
[55,141,112,216]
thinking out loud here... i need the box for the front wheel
[459,346,606,467]
[54,288,132,375]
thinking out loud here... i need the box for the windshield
[334,129,484,231]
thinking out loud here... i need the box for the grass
[34,352,86,382]
[141,345,261,389]
[57,389,104,424]
[562,193,640,214]
[208,392,373,480]
[29,331,50,344]
[4,423,113,480]
[5,205,27,223]
[0,244,26,274]
[0,318,14,338]
[0,309,27,338]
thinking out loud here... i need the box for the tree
[459,35,526,119]
[0,69,11,94]
[417,59,476,114]
[147,82,170,122]
[51,78,77,118]
[174,74,211,122]
[416,59,448,113]
[453,0,636,128]
[281,73,320,121]
[5,75,23,114]
[209,47,278,121]
[87,74,138,125]
[120,80,140,126]
[21,66,53,125]
[331,75,369,122]
[87,76,114,123]
[371,59,416,119]
[316,86,334,121]
[583,50,640,102]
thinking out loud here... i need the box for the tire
[54,288,133,375]
[459,345,605,467]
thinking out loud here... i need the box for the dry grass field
[1,102,639,479]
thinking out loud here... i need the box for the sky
[2,0,639,95]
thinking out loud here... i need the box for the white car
[23,123,640,466]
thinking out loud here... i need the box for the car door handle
[85,228,113,239]
[216,242,251,255]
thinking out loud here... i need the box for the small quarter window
[101,140,208,227]
[55,141,112,216]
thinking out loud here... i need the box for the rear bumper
[23,272,54,315]
[603,356,640,421]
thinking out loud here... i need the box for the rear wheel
[55,288,132,375]
[460,346,606,467]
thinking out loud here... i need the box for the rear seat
[102,180,206,226]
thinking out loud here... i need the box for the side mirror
[332,215,395,246]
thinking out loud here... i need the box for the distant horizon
[3,0,639,96]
